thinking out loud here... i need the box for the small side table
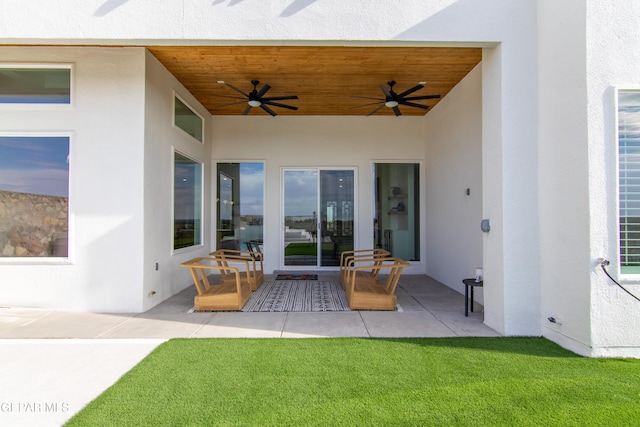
[462,278,483,316]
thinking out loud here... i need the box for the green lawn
[66,337,640,426]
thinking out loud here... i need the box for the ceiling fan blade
[263,100,298,110]
[260,104,277,116]
[242,104,253,115]
[256,84,271,98]
[367,104,386,116]
[215,100,249,108]
[398,100,430,110]
[402,94,441,101]
[211,94,248,101]
[380,85,393,98]
[392,106,402,116]
[349,101,384,109]
[397,84,424,98]
[261,95,299,101]
[225,83,250,98]
[351,95,385,101]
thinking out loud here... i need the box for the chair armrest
[181,257,244,293]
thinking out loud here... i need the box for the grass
[66,337,640,426]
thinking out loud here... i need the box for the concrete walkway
[0,274,497,426]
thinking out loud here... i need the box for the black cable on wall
[599,259,640,303]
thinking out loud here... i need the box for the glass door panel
[319,170,354,266]
[283,168,355,268]
[374,163,420,261]
[284,170,318,266]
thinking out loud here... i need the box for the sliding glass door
[283,168,355,268]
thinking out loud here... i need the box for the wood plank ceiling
[147,46,482,117]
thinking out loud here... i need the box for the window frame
[172,93,204,143]
[0,63,73,107]
[372,161,422,262]
[0,132,73,264]
[616,88,640,277]
[215,162,265,253]
[172,149,204,253]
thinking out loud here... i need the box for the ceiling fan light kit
[214,79,299,116]
[349,80,441,116]
[215,79,439,116]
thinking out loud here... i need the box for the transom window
[174,96,203,142]
[0,67,71,104]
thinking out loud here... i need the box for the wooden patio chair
[344,257,409,310]
[339,248,390,290]
[180,257,252,311]
[210,249,264,291]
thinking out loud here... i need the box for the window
[174,152,202,250]
[618,91,640,273]
[0,136,70,257]
[0,67,71,104]
[174,96,203,142]
[217,163,264,251]
[374,163,420,261]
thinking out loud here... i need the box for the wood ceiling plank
[147,45,481,116]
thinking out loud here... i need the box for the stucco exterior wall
[536,0,640,358]
[0,46,146,312]
[424,64,483,300]
[537,0,592,356]
[585,0,640,357]
[142,51,213,312]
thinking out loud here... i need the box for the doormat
[242,281,350,312]
[275,274,318,281]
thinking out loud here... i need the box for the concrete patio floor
[0,273,498,426]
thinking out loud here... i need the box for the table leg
[470,285,474,313]
[464,283,469,316]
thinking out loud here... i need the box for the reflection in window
[174,97,203,142]
[0,67,71,104]
[0,136,69,257]
[618,91,640,273]
[217,163,264,252]
[174,152,202,250]
[374,163,420,261]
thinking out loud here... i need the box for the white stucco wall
[537,0,640,358]
[424,64,483,300]
[1,1,530,45]
[537,0,592,356]
[142,51,213,312]
[585,1,640,357]
[0,47,146,312]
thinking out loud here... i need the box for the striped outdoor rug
[242,281,351,312]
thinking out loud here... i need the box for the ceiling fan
[215,80,299,116]
[351,80,441,116]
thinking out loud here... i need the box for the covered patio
[0,273,497,339]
